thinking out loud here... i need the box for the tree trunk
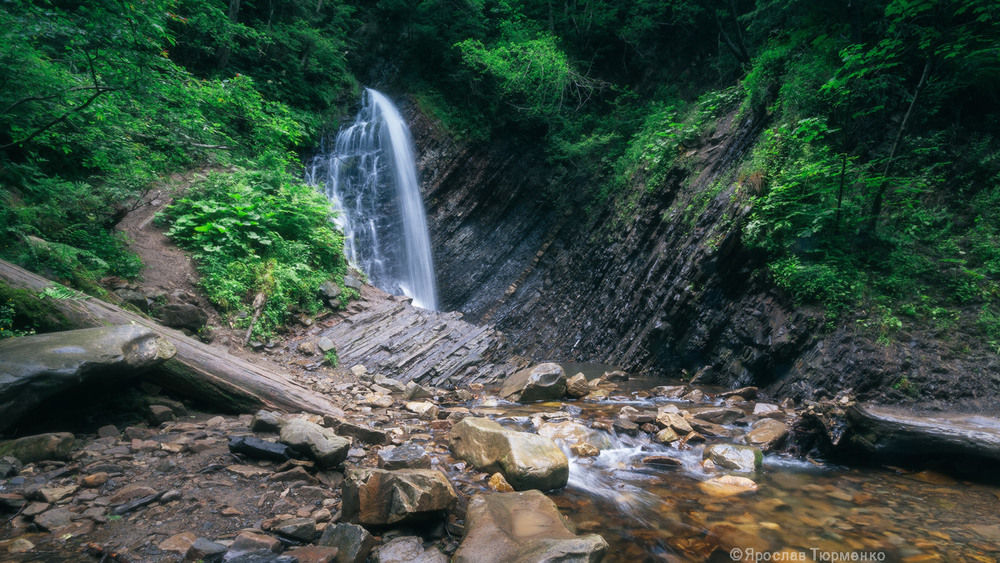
[0,259,342,417]
[868,58,932,234]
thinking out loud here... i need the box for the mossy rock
[0,281,72,335]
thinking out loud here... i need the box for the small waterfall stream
[307,88,438,310]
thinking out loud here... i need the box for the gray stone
[317,523,376,563]
[498,363,567,403]
[148,405,176,424]
[158,303,208,331]
[251,410,286,433]
[0,433,74,463]
[0,455,23,477]
[33,507,74,530]
[335,420,389,445]
[374,375,407,394]
[316,337,336,354]
[115,288,151,312]
[298,341,319,356]
[96,424,120,439]
[224,531,283,561]
[374,536,447,563]
[271,517,317,542]
[565,373,590,398]
[319,281,343,300]
[0,325,175,431]
[225,553,297,563]
[703,444,763,472]
[185,537,227,562]
[693,407,743,425]
[453,490,608,563]
[228,435,293,462]
[603,370,629,382]
[403,381,433,400]
[450,417,568,492]
[744,419,789,451]
[279,419,350,468]
[377,443,431,470]
[342,468,457,525]
[343,275,362,290]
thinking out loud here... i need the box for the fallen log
[0,259,341,416]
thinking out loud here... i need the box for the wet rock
[0,432,74,463]
[225,553,297,563]
[317,522,376,563]
[34,506,73,530]
[688,418,732,437]
[148,404,176,424]
[251,410,286,433]
[653,385,688,399]
[0,493,27,511]
[335,420,390,445]
[228,435,293,463]
[158,303,208,331]
[374,536,447,563]
[603,370,629,382]
[488,472,514,492]
[7,538,34,553]
[186,537,228,562]
[270,517,317,542]
[692,407,742,425]
[279,419,351,469]
[498,363,567,403]
[288,545,340,563]
[719,386,758,401]
[753,403,780,416]
[342,468,457,525]
[403,381,433,400]
[655,428,680,444]
[656,411,693,435]
[703,444,763,472]
[536,421,613,453]
[642,455,682,468]
[159,532,198,554]
[744,419,789,451]
[0,456,23,478]
[453,490,608,563]
[377,443,431,470]
[845,404,1000,462]
[450,417,569,492]
[565,374,590,398]
[0,325,175,431]
[698,475,758,497]
[225,531,283,560]
[612,418,640,436]
[375,375,408,394]
[405,401,439,420]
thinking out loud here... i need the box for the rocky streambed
[2,362,1000,562]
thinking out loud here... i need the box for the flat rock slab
[848,404,1000,460]
[319,290,524,388]
[0,325,175,430]
[453,490,608,563]
[450,417,568,492]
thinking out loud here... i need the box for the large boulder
[846,404,1000,461]
[317,523,376,563]
[0,325,175,431]
[156,303,208,331]
[279,419,351,468]
[499,363,567,403]
[453,490,608,563]
[744,419,789,451]
[450,418,568,492]
[0,432,74,463]
[342,468,457,526]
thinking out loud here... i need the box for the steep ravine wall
[405,102,1000,407]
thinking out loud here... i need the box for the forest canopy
[1,0,998,343]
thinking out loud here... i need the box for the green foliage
[324,348,339,367]
[161,170,349,339]
[0,282,72,338]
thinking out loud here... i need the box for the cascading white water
[306,88,438,310]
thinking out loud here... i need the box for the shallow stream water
[467,376,1000,563]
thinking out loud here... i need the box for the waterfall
[307,88,438,310]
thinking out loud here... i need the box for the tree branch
[1,87,119,149]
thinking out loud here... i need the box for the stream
[449,374,1000,562]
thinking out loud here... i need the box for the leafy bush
[161,169,350,339]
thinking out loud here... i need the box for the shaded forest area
[1,0,999,351]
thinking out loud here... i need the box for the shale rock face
[341,468,457,525]
[498,363,567,403]
[0,325,175,430]
[453,490,608,563]
[449,417,568,492]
